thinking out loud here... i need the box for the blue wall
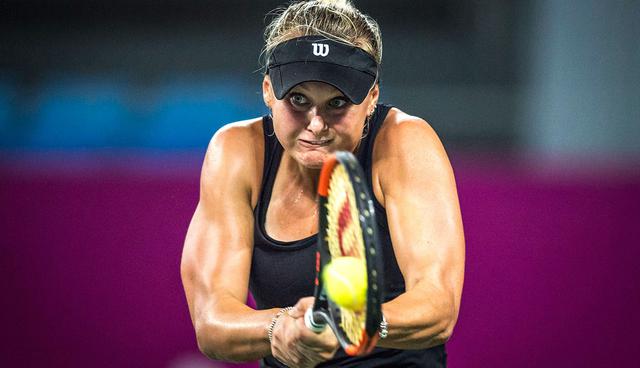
[0,76,267,150]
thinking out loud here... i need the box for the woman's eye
[328,98,348,109]
[289,93,308,106]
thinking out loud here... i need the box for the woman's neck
[281,154,321,196]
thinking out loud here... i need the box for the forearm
[195,297,279,362]
[376,284,456,350]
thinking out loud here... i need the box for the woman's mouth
[298,139,333,147]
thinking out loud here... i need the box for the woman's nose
[306,108,327,134]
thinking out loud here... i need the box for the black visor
[266,36,379,104]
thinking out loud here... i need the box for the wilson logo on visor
[312,43,329,57]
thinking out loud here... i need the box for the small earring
[361,115,371,140]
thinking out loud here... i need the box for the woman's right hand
[270,297,339,368]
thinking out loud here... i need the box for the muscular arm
[180,124,278,361]
[374,113,465,349]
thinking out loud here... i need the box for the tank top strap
[255,115,282,223]
[355,103,393,210]
[254,115,316,249]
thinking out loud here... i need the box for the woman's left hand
[270,297,339,368]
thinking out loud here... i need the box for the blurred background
[1,0,638,367]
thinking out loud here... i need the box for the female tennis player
[181,0,465,367]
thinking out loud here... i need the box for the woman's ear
[263,75,275,109]
[368,84,380,114]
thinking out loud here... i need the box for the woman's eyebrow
[290,87,345,100]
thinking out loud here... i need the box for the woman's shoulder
[375,107,443,156]
[202,117,265,204]
[206,117,265,160]
[370,107,447,204]
[210,117,264,145]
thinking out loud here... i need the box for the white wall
[520,0,640,159]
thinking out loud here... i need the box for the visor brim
[269,62,376,105]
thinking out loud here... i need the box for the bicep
[182,200,253,308]
[379,120,464,300]
[181,128,257,323]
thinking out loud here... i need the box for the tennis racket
[304,151,384,356]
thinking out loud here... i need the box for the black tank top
[250,104,446,367]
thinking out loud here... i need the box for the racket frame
[305,151,384,356]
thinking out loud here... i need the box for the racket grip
[304,307,326,333]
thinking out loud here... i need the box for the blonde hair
[263,0,382,66]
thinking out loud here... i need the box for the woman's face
[263,77,379,169]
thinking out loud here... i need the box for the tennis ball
[323,257,367,311]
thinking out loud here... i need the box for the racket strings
[326,164,367,345]
[326,165,365,258]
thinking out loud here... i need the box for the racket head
[311,151,384,356]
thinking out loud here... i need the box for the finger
[295,318,339,355]
[286,340,314,368]
[295,343,325,368]
[274,342,306,368]
[276,310,331,367]
[297,341,336,366]
[295,314,329,342]
[290,296,315,318]
[271,317,299,366]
